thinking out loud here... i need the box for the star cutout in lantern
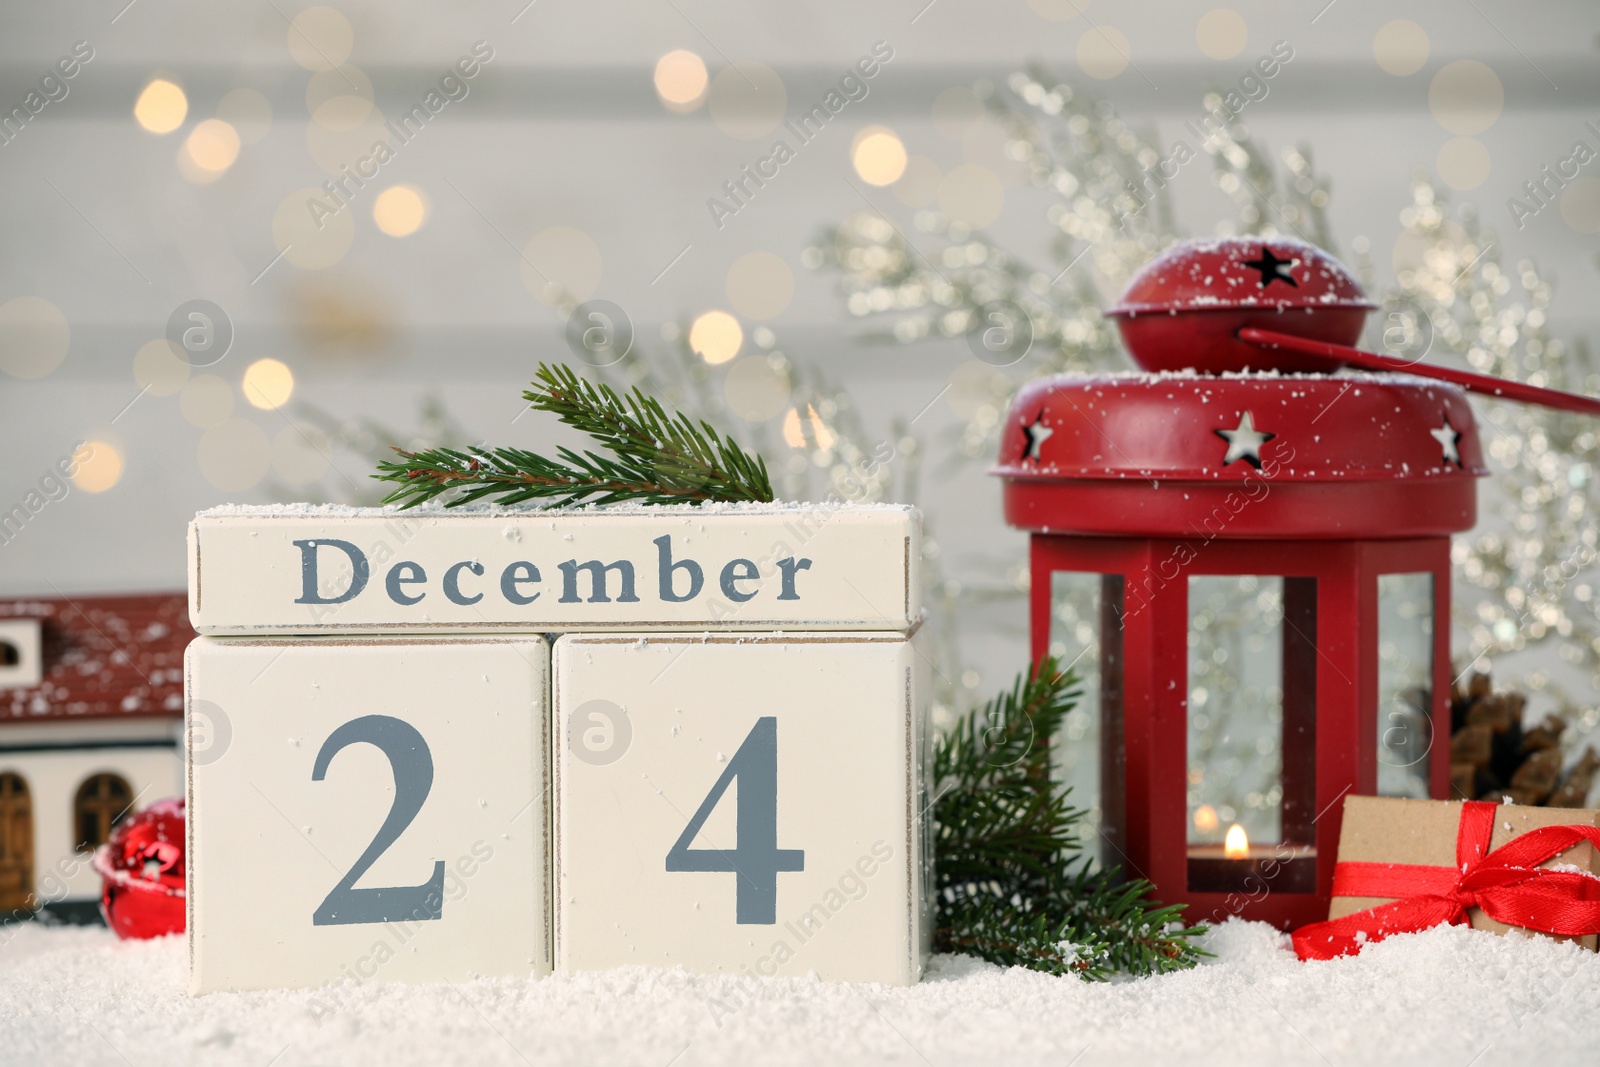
[1241,247,1299,289]
[1213,411,1275,470]
[1022,413,1054,462]
[1430,416,1462,467]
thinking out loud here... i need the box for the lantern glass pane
[1377,572,1434,798]
[1186,575,1285,849]
[1048,572,1124,870]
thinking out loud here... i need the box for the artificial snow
[2,921,1597,1066]
[197,500,916,519]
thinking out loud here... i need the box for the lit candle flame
[1224,823,1250,860]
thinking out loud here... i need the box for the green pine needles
[374,363,774,509]
[934,659,1207,979]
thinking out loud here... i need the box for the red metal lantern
[995,371,1486,929]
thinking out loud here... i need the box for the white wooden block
[188,503,919,635]
[553,631,930,985]
[185,636,551,994]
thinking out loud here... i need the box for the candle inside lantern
[1223,823,1249,860]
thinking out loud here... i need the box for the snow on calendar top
[195,500,916,520]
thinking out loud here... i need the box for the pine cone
[1448,671,1596,808]
[1549,747,1600,808]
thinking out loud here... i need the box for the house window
[0,773,33,913]
[74,774,134,853]
[0,619,43,690]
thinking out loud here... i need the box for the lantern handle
[1238,328,1600,418]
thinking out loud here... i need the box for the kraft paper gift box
[1327,795,1600,950]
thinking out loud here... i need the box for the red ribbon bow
[1293,800,1600,961]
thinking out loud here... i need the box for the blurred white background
[1,0,1597,711]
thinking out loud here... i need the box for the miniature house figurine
[0,595,189,920]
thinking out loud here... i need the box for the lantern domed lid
[1106,236,1374,318]
[993,372,1485,539]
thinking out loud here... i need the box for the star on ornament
[1430,416,1462,467]
[1213,411,1275,470]
[1241,247,1299,289]
[1021,413,1054,463]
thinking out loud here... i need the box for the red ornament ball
[92,797,186,939]
[1106,236,1374,374]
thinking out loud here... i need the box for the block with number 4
[553,632,930,985]
[186,636,551,993]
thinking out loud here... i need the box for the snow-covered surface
[3,921,1597,1066]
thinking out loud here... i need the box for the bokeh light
[725,251,794,320]
[373,185,427,237]
[242,358,295,410]
[134,79,187,133]
[654,50,709,110]
[689,310,743,365]
[1561,178,1600,234]
[1436,137,1491,190]
[1196,9,1248,60]
[851,126,908,186]
[287,6,354,72]
[0,296,69,380]
[72,441,124,493]
[1373,20,1430,76]
[133,338,189,395]
[1077,26,1131,80]
[1428,60,1503,135]
[307,64,374,131]
[184,119,241,174]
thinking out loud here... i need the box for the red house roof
[0,594,191,722]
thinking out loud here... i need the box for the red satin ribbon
[1293,800,1600,961]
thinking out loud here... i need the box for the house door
[0,773,32,913]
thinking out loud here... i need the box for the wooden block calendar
[184,503,930,993]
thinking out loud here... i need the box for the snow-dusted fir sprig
[374,362,774,509]
[934,659,1206,979]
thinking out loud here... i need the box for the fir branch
[373,363,774,509]
[933,658,1208,980]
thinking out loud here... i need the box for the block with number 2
[186,636,551,993]
[553,632,931,985]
